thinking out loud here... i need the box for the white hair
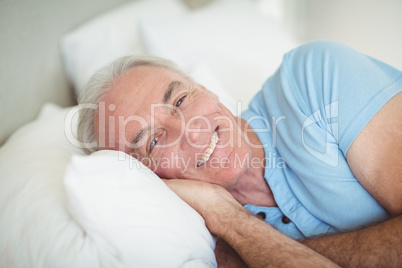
[77,54,191,154]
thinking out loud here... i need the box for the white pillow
[60,0,189,94]
[0,103,216,267]
[64,150,216,267]
[0,104,98,268]
[139,0,299,108]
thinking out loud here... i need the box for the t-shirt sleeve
[282,40,402,156]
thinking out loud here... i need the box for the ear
[196,83,219,100]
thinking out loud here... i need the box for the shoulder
[285,40,354,60]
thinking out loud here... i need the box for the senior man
[78,40,401,267]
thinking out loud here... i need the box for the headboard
[0,0,131,145]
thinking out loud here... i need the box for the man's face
[96,65,258,189]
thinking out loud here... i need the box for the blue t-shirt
[241,40,402,240]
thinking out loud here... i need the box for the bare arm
[300,92,402,267]
[164,179,339,268]
[346,92,402,216]
[301,216,402,267]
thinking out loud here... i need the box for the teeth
[197,131,219,167]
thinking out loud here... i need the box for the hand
[163,179,338,267]
[162,179,244,235]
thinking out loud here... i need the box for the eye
[149,137,158,151]
[175,95,186,107]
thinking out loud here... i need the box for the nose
[164,114,212,151]
[187,116,206,143]
[177,115,212,150]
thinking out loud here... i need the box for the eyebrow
[132,127,148,148]
[131,80,184,151]
[162,80,183,104]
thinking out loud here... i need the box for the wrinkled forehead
[104,65,192,119]
[95,65,191,152]
[110,65,185,101]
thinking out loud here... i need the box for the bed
[0,0,298,267]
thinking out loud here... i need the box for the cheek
[147,149,184,178]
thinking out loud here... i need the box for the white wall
[0,0,130,144]
[284,0,402,70]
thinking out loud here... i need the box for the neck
[227,118,277,207]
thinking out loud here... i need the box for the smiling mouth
[197,130,219,167]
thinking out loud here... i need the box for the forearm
[301,215,402,267]
[216,208,338,268]
[164,179,338,267]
